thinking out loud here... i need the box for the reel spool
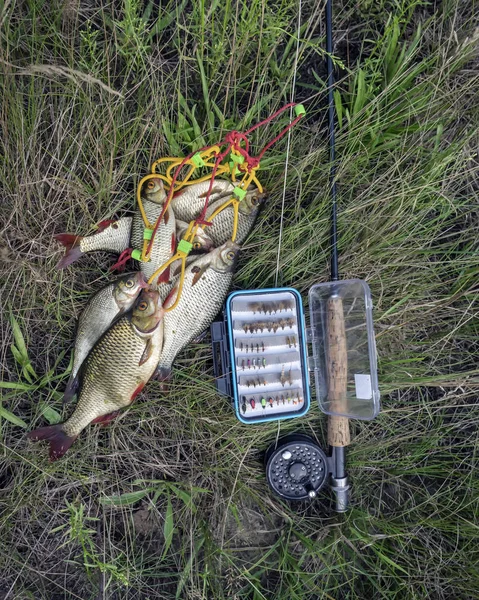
[265,434,328,500]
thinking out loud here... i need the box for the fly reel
[265,434,329,501]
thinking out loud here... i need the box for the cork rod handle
[326,296,350,447]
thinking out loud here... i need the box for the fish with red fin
[55,217,132,269]
[63,272,147,403]
[28,289,164,461]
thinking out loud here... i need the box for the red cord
[256,113,303,161]
[144,103,304,255]
[244,103,297,135]
[110,248,133,272]
[195,143,233,224]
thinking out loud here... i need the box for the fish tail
[154,364,173,381]
[27,424,78,461]
[63,374,80,404]
[54,234,83,269]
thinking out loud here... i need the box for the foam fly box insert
[211,281,380,425]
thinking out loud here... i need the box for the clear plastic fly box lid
[308,279,380,420]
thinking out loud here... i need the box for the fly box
[211,280,380,424]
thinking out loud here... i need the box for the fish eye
[193,242,201,250]
[251,196,259,205]
[226,250,236,260]
[147,181,155,189]
[137,300,148,311]
[125,279,134,288]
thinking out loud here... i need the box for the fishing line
[326,0,339,282]
[274,0,302,287]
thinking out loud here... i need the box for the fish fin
[192,265,207,286]
[154,365,173,381]
[96,219,116,232]
[131,382,145,400]
[156,265,170,284]
[191,328,209,344]
[63,373,80,404]
[91,410,121,426]
[27,425,77,461]
[54,234,83,269]
[171,232,176,253]
[162,285,178,309]
[172,263,182,277]
[139,339,153,366]
[164,210,169,225]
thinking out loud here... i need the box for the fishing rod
[212,0,380,510]
[325,0,350,512]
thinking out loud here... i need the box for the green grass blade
[0,407,28,429]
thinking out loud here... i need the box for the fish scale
[63,273,146,404]
[170,179,234,222]
[63,315,163,438]
[157,242,239,376]
[72,282,118,379]
[203,198,259,246]
[79,217,132,253]
[70,277,144,384]
[130,201,176,290]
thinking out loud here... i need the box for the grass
[1,0,478,598]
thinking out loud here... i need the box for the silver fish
[28,289,164,461]
[55,217,133,269]
[130,178,176,293]
[170,179,234,222]
[63,272,147,403]
[202,187,264,246]
[156,240,240,379]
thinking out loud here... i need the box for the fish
[156,240,240,380]
[176,220,214,252]
[170,179,235,222]
[27,289,164,461]
[55,217,133,269]
[62,272,147,404]
[130,178,176,292]
[201,187,264,247]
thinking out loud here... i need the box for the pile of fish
[28,177,265,460]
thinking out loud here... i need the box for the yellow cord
[135,147,263,310]
[162,258,186,312]
[147,220,201,312]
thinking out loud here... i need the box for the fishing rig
[112,103,305,311]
